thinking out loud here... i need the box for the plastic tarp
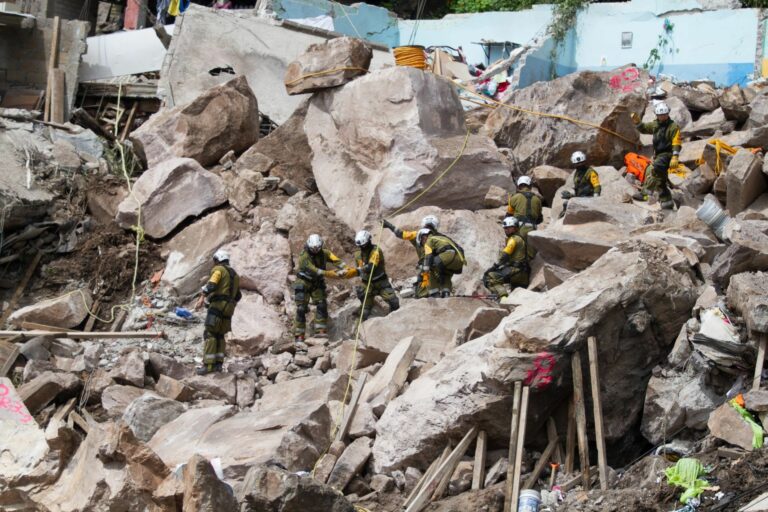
[288,15,334,32]
[665,458,709,504]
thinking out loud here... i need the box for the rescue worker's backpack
[431,235,466,274]
[624,152,652,184]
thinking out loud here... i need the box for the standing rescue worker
[195,249,242,375]
[482,217,530,299]
[631,102,680,209]
[506,175,543,258]
[293,234,349,342]
[560,151,601,217]
[418,228,466,298]
[348,230,399,320]
[383,215,440,298]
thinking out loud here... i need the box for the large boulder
[725,149,767,216]
[18,371,81,415]
[284,36,372,95]
[530,165,570,206]
[709,219,768,287]
[182,454,239,511]
[719,85,750,123]
[123,394,186,442]
[642,96,692,132]
[131,75,259,167]
[371,239,699,472]
[377,206,504,296]
[727,271,768,333]
[9,288,93,329]
[0,378,49,482]
[682,108,734,139]
[484,68,646,171]
[228,292,286,357]
[305,67,511,230]
[161,210,239,296]
[115,157,227,239]
[253,371,346,412]
[668,84,719,113]
[746,93,768,129]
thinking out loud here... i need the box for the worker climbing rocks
[293,234,348,342]
[631,102,681,210]
[382,214,440,299]
[348,230,399,320]
[195,249,242,375]
[506,175,543,258]
[419,228,466,298]
[560,151,601,217]
[482,217,530,300]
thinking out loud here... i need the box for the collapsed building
[1,1,768,511]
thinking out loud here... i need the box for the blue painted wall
[272,0,399,48]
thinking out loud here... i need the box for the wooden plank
[334,372,367,442]
[565,397,576,474]
[559,466,598,492]
[404,426,478,512]
[20,321,70,332]
[403,445,449,509]
[754,334,767,391]
[0,330,165,340]
[69,411,89,434]
[120,101,139,141]
[44,16,60,122]
[510,386,530,512]
[547,416,563,464]
[523,438,558,489]
[52,397,77,422]
[572,351,591,489]
[472,430,487,490]
[71,108,117,142]
[504,381,523,512]
[50,69,66,124]
[83,300,100,332]
[587,336,609,491]
[110,309,127,332]
[0,338,20,377]
[0,252,42,325]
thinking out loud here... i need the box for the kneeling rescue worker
[348,230,399,320]
[383,214,440,298]
[483,217,530,299]
[560,150,601,217]
[196,249,242,375]
[293,234,349,342]
[506,175,542,258]
[630,102,680,209]
[418,227,466,298]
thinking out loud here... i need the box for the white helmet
[416,227,431,246]
[213,249,230,263]
[654,102,671,115]
[354,230,372,247]
[571,151,587,165]
[306,234,323,253]
[517,176,532,187]
[421,215,439,231]
[502,217,520,229]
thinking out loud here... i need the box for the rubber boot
[660,199,675,210]
[196,364,214,375]
[213,362,224,372]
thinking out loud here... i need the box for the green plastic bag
[730,399,764,450]
[665,458,708,504]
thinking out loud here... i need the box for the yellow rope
[284,66,371,87]
[394,46,427,69]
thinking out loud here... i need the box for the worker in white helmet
[382,214,441,298]
[560,151,601,217]
[506,175,543,258]
[630,102,680,209]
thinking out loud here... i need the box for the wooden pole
[120,101,139,141]
[0,330,165,339]
[572,352,591,489]
[44,16,61,122]
[504,381,523,512]
[547,416,562,464]
[50,69,66,124]
[335,372,367,442]
[404,445,449,509]
[510,386,530,512]
[472,430,487,490]
[754,334,767,391]
[587,336,609,491]
[0,252,42,326]
[523,438,558,489]
[565,397,576,474]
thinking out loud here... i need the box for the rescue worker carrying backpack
[560,151,601,217]
[630,102,680,209]
[383,214,440,299]
[418,228,466,298]
[195,249,242,375]
[506,175,543,259]
[293,234,350,342]
[347,230,399,320]
[482,217,530,300]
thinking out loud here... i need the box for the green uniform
[483,233,529,298]
[392,227,431,298]
[636,119,681,202]
[561,166,601,218]
[423,234,466,297]
[351,244,399,319]
[506,190,543,259]
[293,247,345,336]
[202,264,241,371]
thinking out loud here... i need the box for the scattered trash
[174,307,193,319]
[729,395,764,449]
[665,458,709,504]
[518,489,541,512]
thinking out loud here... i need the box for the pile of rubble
[1,29,768,512]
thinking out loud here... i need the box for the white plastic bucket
[696,194,732,242]
[518,489,541,512]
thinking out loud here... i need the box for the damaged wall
[79,24,174,81]
[158,6,394,124]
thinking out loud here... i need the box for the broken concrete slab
[284,36,372,95]
[528,221,626,272]
[132,75,259,167]
[123,394,186,442]
[253,370,346,412]
[709,220,768,287]
[327,436,372,492]
[707,401,758,451]
[183,373,237,404]
[228,292,286,356]
[102,384,154,418]
[682,108,734,138]
[115,157,227,239]
[18,371,81,415]
[719,84,750,122]
[0,378,49,481]
[725,149,767,216]
[108,350,146,388]
[9,288,93,329]
[669,84,720,112]
[745,389,768,412]
[727,271,768,333]
[155,374,195,402]
[148,352,195,381]
[530,165,570,205]
[358,336,419,410]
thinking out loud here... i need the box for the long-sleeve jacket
[506,191,543,225]
[636,119,682,156]
[573,166,601,197]
[349,245,387,282]
[202,264,242,313]
[297,248,346,282]
[498,234,528,268]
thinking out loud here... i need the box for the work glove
[630,112,641,124]
[560,190,573,200]
[670,155,680,169]
[382,219,395,231]
[344,267,357,279]
[420,272,430,288]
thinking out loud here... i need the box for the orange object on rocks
[624,152,653,183]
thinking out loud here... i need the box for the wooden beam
[69,411,89,434]
[110,309,127,332]
[0,252,42,326]
[504,381,523,512]
[44,16,60,122]
[20,321,70,332]
[0,330,166,340]
[120,101,139,141]
[547,416,562,464]
[0,338,20,377]
[71,108,117,142]
[587,336,609,491]
[754,333,767,391]
[559,466,598,492]
[510,386,530,512]
[523,438,558,489]
[50,69,66,124]
[572,351,591,489]
[404,426,478,512]
[403,445,449,509]
[472,430,487,490]
[334,372,367,443]
[84,300,100,332]
[565,397,576,474]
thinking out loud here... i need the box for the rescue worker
[560,151,601,217]
[506,175,543,258]
[630,102,680,209]
[348,230,399,320]
[382,215,440,298]
[482,217,530,299]
[195,249,242,375]
[418,228,466,298]
[293,234,349,342]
